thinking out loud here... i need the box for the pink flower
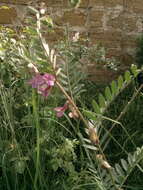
[54,102,68,117]
[28,73,55,97]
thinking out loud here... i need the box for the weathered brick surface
[45,27,65,42]
[41,0,69,7]
[0,7,17,24]
[104,0,123,7]
[89,0,103,7]
[89,10,104,28]
[54,10,86,26]
[0,0,29,4]
[79,0,89,8]
[0,0,143,82]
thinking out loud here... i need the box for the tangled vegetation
[0,3,143,190]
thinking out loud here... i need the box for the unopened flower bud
[68,105,79,119]
[39,2,46,15]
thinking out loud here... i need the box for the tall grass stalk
[32,89,40,189]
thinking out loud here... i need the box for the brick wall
[0,0,143,82]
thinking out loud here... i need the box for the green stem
[32,90,40,190]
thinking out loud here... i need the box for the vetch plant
[25,6,143,190]
[24,6,118,189]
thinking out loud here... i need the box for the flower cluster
[28,73,55,97]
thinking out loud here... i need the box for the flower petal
[28,73,55,98]
[54,107,63,112]
[56,111,64,117]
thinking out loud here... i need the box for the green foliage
[84,64,139,118]
[54,37,88,100]
[83,64,143,189]
[86,44,119,71]
[98,146,143,190]
[48,138,78,172]
[54,36,119,101]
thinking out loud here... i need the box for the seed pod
[88,127,99,145]
[96,154,112,169]
[68,104,79,119]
